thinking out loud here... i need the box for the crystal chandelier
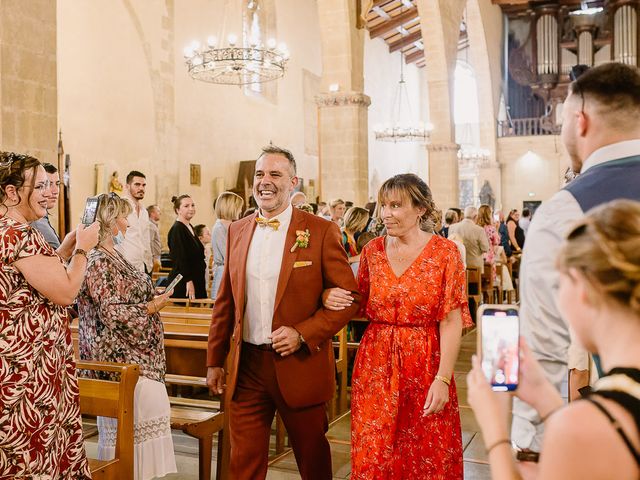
[374,21,431,143]
[183,0,289,86]
[457,146,491,168]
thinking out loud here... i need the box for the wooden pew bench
[77,361,140,480]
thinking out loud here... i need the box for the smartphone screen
[81,197,100,225]
[480,306,519,391]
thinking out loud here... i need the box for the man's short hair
[41,162,58,174]
[147,204,159,214]
[259,145,296,176]
[570,62,640,122]
[126,170,146,184]
[522,208,531,218]
[464,206,478,219]
[444,209,457,224]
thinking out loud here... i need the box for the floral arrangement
[290,229,310,252]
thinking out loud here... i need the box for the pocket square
[293,261,313,268]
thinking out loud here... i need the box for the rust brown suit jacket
[207,208,360,409]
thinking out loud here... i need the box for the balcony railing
[497,118,559,137]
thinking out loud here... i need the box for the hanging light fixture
[184,0,289,86]
[457,146,491,169]
[374,14,431,143]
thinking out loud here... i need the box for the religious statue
[109,171,123,194]
[479,180,495,210]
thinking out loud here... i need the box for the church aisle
[84,330,492,479]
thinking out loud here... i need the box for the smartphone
[478,304,520,391]
[81,196,101,225]
[165,274,183,293]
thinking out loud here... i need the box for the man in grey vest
[512,62,640,462]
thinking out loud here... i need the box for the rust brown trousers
[207,208,359,479]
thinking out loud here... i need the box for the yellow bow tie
[255,217,281,231]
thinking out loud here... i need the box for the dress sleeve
[438,244,473,327]
[84,256,158,348]
[168,223,194,282]
[356,243,371,318]
[13,226,57,262]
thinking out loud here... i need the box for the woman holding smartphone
[77,193,177,480]
[467,199,640,480]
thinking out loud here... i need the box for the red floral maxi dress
[351,235,472,479]
[0,217,90,478]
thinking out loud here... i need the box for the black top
[585,367,640,468]
[167,221,207,299]
[507,218,525,250]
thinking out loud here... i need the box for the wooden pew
[77,361,139,480]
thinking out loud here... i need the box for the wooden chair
[481,263,498,304]
[328,325,348,420]
[77,361,140,480]
[466,267,482,320]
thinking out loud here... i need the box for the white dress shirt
[512,139,640,450]
[243,203,293,345]
[116,197,153,273]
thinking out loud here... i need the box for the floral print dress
[77,248,176,480]
[351,235,472,480]
[0,216,90,479]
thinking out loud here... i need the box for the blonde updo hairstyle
[343,206,370,235]
[377,173,437,231]
[96,194,132,245]
[557,199,640,315]
[215,191,244,221]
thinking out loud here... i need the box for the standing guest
[513,62,640,461]
[296,203,314,214]
[31,162,62,249]
[349,231,376,277]
[350,174,472,479]
[0,152,99,478]
[116,171,153,274]
[147,204,162,271]
[210,191,244,300]
[341,206,370,260]
[167,194,207,299]
[506,209,525,253]
[451,207,463,223]
[317,201,330,219]
[449,206,490,271]
[477,204,501,283]
[495,210,512,258]
[468,199,640,480]
[441,208,458,238]
[329,198,346,226]
[519,207,532,234]
[77,193,177,480]
[194,224,212,246]
[206,145,359,480]
[290,191,307,207]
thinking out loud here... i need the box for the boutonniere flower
[290,229,310,253]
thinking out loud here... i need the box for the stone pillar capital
[426,142,459,153]
[315,92,371,108]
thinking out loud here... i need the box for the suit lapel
[233,213,258,315]
[273,208,305,313]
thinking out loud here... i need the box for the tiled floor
[85,330,492,479]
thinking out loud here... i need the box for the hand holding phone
[81,196,102,225]
[478,305,520,391]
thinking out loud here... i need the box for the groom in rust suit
[207,145,359,479]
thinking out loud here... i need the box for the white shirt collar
[258,202,293,231]
[581,139,640,173]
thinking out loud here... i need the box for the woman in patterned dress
[0,152,99,478]
[347,174,472,478]
[77,193,177,480]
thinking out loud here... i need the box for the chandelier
[183,0,289,86]
[457,146,491,168]
[374,16,431,143]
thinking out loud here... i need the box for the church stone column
[316,0,369,205]
[0,0,57,163]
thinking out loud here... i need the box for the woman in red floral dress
[351,174,472,479]
[0,152,99,478]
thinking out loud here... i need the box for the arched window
[454,60,480,146]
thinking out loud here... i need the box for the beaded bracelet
[486,438,511,454]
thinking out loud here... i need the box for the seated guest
[468,199,640,480]
[77,193,177,480]
[449,206,489,271]
[167,194,207,299]
[210,191,243,299]
[290,191,307,207]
